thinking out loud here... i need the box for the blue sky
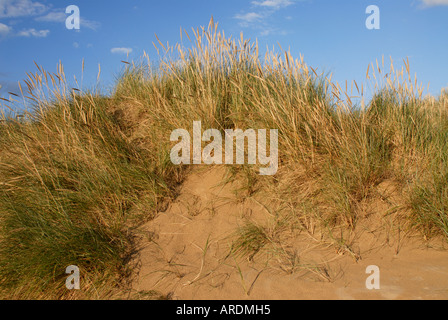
[1,0,448,111]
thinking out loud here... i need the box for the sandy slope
[130,167,448,300]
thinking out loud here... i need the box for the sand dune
[131,167,448,300]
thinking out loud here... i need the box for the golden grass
[0,18,447,299]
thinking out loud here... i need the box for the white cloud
[420,0,448,6]
[235,0,297,33]
[251,0,294,9]
[234,12,263,23]
[111,47,133,55]
[73,42,79,48]
[0,22,11,35]
[80,18,100,30]
[35,11,65,22]
[259,26,288,37]
[0,0,47,18]
[35,10,100,30]
[18,28,49,37]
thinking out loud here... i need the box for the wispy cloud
[35,11,65,22]
[234,0,299,36]
[0,0,48,18]
[251,0,294,9]
[18,28,49,37]
[420,0,448,6]
[111,47,133,55]
[80,18,100,30]
[0,22,11,35]
[1,21,50,39]
[234,12,263,23]
[35,10,100,30]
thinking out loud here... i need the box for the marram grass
[0,19,447,298]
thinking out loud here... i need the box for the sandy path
[130,167,448,300]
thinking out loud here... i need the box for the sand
[130,166,448,300]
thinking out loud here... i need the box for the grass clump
[0,79,179,298]
[1,18,448,298]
